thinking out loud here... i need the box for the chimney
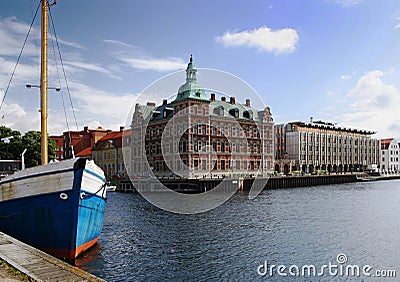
[221,97,226,102]
[211,93,215,101]
[120,126,125,132]
[84,126,88,132]
[163,99,168,105]
[230,97,236,105]
[245,99,250,107]
[147,102,156,107]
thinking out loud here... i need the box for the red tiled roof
[92,131,124,151]
[76,146,92,157]
[380,138,394,150]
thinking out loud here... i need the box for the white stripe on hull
[0,158,106,202]
[81,160,106,197]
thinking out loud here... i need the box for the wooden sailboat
[0,0,107,262]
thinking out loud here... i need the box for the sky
[1,0,400,139]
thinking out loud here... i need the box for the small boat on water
[0,1,107,262]
[106,185,117,192]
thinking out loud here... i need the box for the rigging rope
[0,1,41,114]
[48,5,71,138]
[48,4,84,156]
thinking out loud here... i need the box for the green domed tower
[174,55,208,101]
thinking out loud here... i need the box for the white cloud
[0,17,111,78]
[338,70,400,139]
[67,81,137,126]
[341,74,352,80]
[0,16,83,57]
[326,0,363,7]
[0,82,137,134]
[0,17,134,134]
[104,39,187,72]
[394,15,400,30]
[0,102,40,133]
[64,60,118,78]
[215,26,299,54]
[103,39,132,48]
[121,57,186,72]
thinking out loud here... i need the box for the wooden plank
[0,232,105,281]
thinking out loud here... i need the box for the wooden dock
[0,232,104,281]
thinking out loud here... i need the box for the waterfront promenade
[0,232,104,281]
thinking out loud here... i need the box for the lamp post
[21,149,27,170]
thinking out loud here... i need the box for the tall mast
[40,0,49,165]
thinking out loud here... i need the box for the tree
[0,126,22,160]
[22,131,56,168]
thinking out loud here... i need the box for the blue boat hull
[0,158,106,262]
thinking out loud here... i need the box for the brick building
[62,126,109,159]
[130,56,274,178]
[50,135,64,161]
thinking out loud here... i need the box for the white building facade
[277,120,379,173]
[379,138,399,173]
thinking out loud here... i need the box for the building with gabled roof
[91,129,129,178]
[379,138,399,173]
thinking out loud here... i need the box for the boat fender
[80,192,86,200]
[59,193,68,200]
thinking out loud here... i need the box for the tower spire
[186,55,196,82]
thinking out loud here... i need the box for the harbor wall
[117,174,360,193]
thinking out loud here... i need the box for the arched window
[243,110,253,119]
[229,108,239,118]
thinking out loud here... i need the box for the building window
[229,108,239,118]
[212,141,217,151]
[236,160,240,170]
[201,125,206,135]
[220,160,226,170]
[201,159,207,170]
[214,106,224,116]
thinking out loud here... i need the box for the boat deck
[0,231,104,281]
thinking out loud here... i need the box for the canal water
[76,180,400,281]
